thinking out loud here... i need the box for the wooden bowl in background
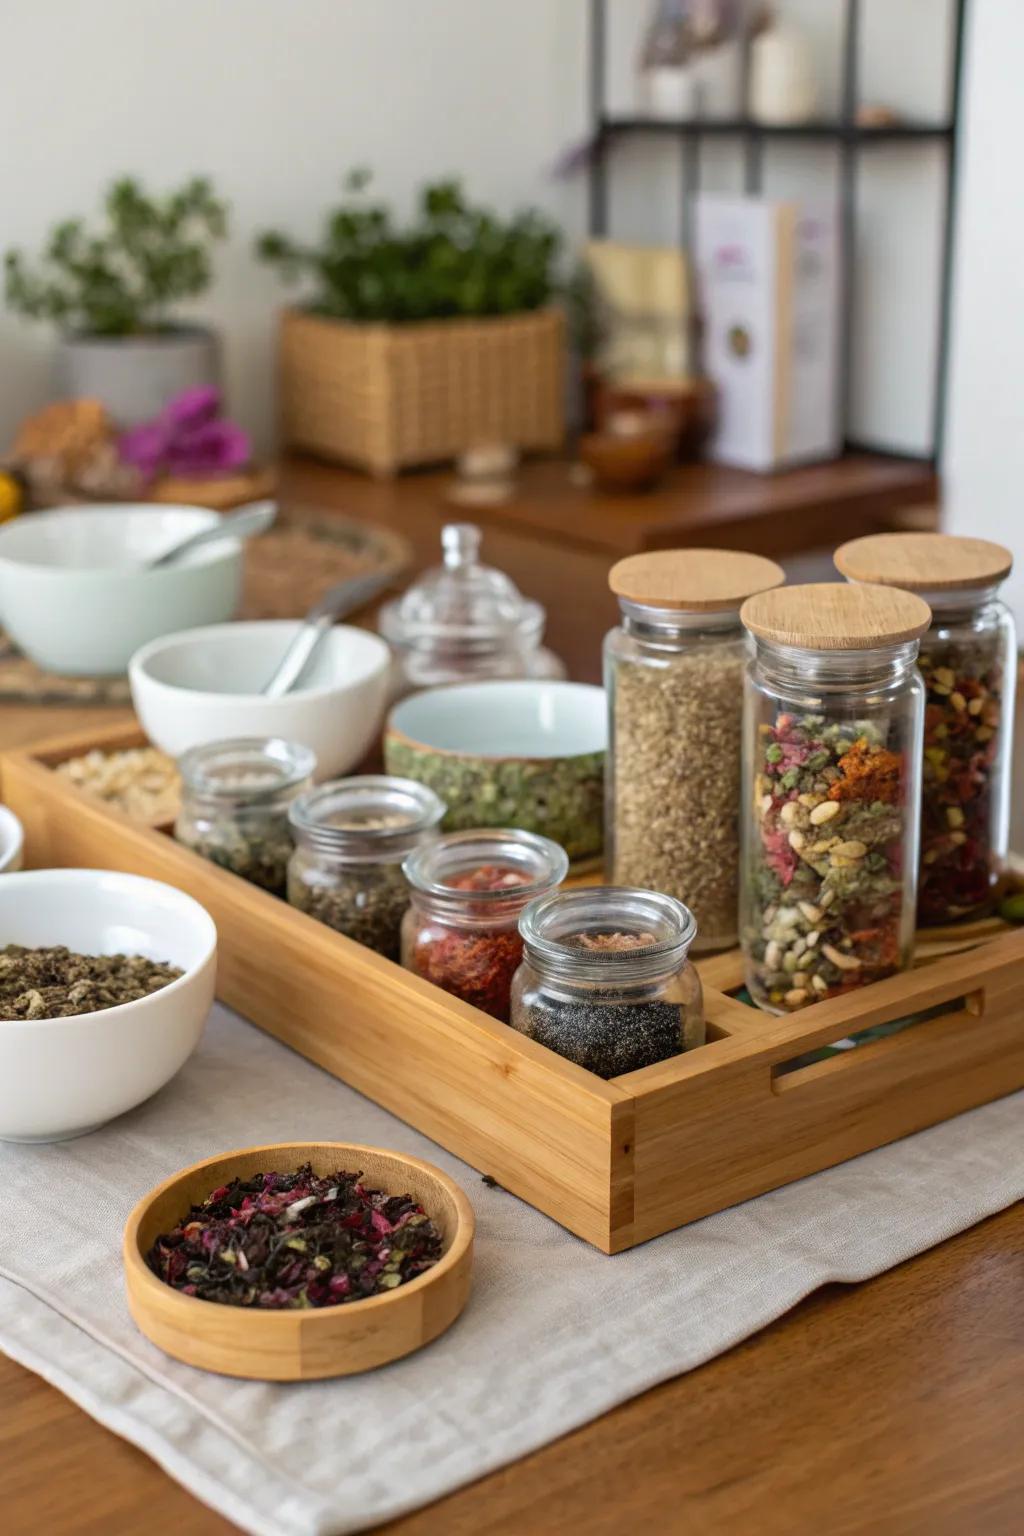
[124,1140,475,1380]
[579,427,675,493]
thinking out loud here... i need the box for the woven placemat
[0,505,410,704]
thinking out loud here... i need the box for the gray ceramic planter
[55,326,221,427]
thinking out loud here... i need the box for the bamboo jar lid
[740,582,932,650]
[834,532,1013,592]
[608,548,785,612]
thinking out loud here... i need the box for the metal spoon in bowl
[261,569,396,698]
[145,500,278,569]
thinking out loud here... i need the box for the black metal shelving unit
[586,0,968,460]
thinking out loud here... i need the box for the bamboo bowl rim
[123,1140,476,1379]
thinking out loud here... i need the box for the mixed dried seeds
[745,714,911,1011]
[918,637,1007,923]
[56,747,180,823]
[0,945,182,1020]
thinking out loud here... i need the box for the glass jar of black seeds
[287,776,445,960]
[510,887,704,1079]
[175,737,316,896]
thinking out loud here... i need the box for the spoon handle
[261,569,395,698]
[148,500,277,569]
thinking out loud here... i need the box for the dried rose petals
[147,1164,443,1309]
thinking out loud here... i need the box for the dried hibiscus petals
[147,1164,443,1309]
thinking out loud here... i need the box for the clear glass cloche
[378,523,566,694]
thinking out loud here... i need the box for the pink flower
[118,387,250,482]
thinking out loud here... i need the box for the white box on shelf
[695,195,841,472]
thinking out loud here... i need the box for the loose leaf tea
[0,945,182,1020]
[406,865,532,1021]
[289,859,411,960]
[183,818,294,897]
[147,1164,443,1309]
[917,639,1005,923]
[746,714,909,1012]
[611,645,745,948]
[511,926,701,1078]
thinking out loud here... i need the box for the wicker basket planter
[278,306,565,476]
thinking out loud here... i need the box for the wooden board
[5,720,1024,1255]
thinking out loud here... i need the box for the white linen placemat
[1,1003,1022,1536]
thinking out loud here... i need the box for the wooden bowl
[123,1141,475,1380]
[579,428,674,492]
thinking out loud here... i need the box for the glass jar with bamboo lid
[604,548,785,951]
[835,532,1016,925]
[739,582,931,1013]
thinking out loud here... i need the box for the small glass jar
[835,534,1016,925]
[288,776,445,959]
[175,737,316,895]
[402,829,568,1022]
[511,887,704,1078]
[739,583,931,1014]
[605,549,784,951]
[378,523,565,697]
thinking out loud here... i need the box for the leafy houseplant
[256,171,567,476]
[4,177,229,426]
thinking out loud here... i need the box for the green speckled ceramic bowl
[384,681,606,863]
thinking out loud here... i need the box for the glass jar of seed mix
[739,583,930,1014]
[175,737,316,896]
[835,534,1016,926]
[288,777,445,959]
[605,549,785,951]
[402,828,568,1022]
[510,887,704,1078]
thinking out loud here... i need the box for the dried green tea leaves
[0,944,182,1019]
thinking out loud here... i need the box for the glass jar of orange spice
[401,829,568,1021]
[836,534,1016,925]
[739,583,930,1013]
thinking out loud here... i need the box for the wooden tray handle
[769,976,986,1096]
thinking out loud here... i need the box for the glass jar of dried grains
[739,583,931,1013]
[605,548,785,951]
[288,776,445,960]
[835,533,1016,926]
[402,829,568,1022]
[175,737,316,896]
[510,887,704,1078]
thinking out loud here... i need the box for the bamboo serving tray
[5,720,1024,1255]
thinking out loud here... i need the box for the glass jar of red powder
[401,829,568,1022]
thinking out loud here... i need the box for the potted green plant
[5,176,229,427]
[256,171,566,476]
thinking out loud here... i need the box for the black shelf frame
[586,0,969,461]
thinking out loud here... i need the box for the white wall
[0,0,587,450]
[0,0,961,460]
[943,0,1024,625]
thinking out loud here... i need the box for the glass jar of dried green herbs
[510,887,705,1078]
[605,549,785,951]
[287,776,445,960]
[175,737,316,896]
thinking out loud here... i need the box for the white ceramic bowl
[0,806,24,873]
[385,680,608,862]
[0,504,243,675]
[130,621,391,778]
[0,869,217,1142]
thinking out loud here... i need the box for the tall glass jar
[511,887,704,1079]
[835,534,1016,925]
[605,549,784,951]
[288,776,444,960]
[378,523,565,697]
[402,829,568,1022]
[175,737,316,895]
[739,583,931,1013]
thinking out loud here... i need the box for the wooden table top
[1,453,1020,1536]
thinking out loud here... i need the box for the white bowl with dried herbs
[0,868,216,1142]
